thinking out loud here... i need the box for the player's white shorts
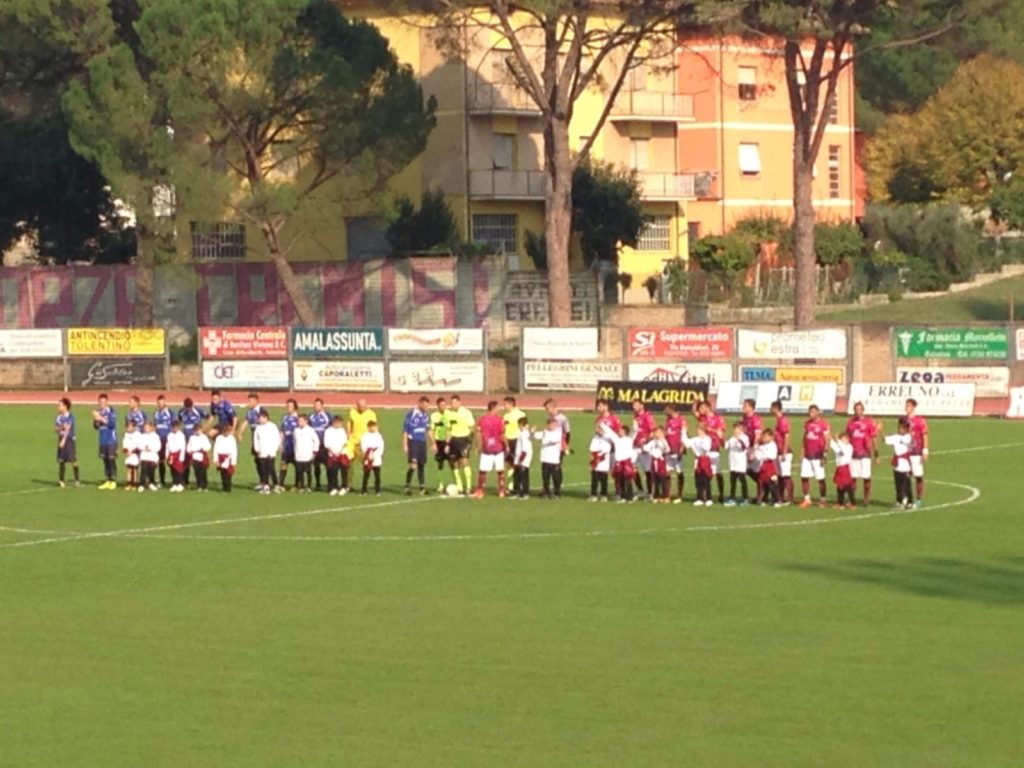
[910,455,925,478]
[851,458,872,479]
[636,452,652,472]
[667,454,683,474]
[708,452,720,476]
[479,453,505,472]
[779,453,793,478]
[801,457,826,480]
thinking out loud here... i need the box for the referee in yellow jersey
[346,398,378,471]
[446,395,475,495]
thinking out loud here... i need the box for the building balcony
[610,91,695,122]
[469,169,546,200]
[467,83,541,116]
[637,172,699,200]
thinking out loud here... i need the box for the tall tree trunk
[261,221,317,325]
[133,224,155,327]
[544,117,573,327]
[792,157,817,328]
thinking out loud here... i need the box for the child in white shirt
[213,424,238,493]
[292,414,320,493]
[830,433,855,509]
[723,423,750,506]
[252,410,282,494]
[643,429,671,503]
[753,430,781,506]
[359,420,385,495]
[138,422,162,492]
[534,418,564,499]
[323,416,350,496]
[166,421,187,492]
[512,418,533,499]
[684,426,714,506]
[187,429,212,491]
[122,421,141,490]
[612,424,638,503]
[885,419,915,509]
[588,428,612,502]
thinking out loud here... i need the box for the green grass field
[1,405,1022,767]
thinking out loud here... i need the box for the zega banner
[896,366,1010,398]
[716,382,839,413]
[387,328,484,354]
[201,360,289,389]
[0,329,63,358]
[200,326,288,359]
[739,366,846,385]
[627,327,733,360]
[69,358,166,389]
[524,361,622,391]
[292,328,385,358]
[847,382,976,417]
[736,329,847,360]
[522,327,599,360]
[68,328,165,356]
[895,327,1008,360]
[626,363,732,393]
[388,361,485,392]
[595,380,709,414]
[293,361,386,392]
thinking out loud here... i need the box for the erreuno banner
[847,382,976,417]
[200,327,288,359]
[627,327,733,360]
[292,328,385,358]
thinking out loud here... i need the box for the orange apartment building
[677,37,861,239]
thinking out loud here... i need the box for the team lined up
[54,391,930,508]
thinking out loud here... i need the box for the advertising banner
[522,327,599,360]
[736,329,847,360]
[67,328,165,356]
[1017,329,1024,361]
[627,327,733,360]
[896,366,1009,398]
[739,365,846,385]
[894,327,1008,360]
[69,358,166,389]
[201,360,289,389]
[200,326,288,359]
[292,327,385,358]
[626,363,732,393]
[716,382,839,413]
[1007,387,1024,419]
[523,360,622,391]
[595,380,709,414]
[847,382,976,417]
[386,328,484,354]
[388,361,485,392]
[0,329,63,358]
[293,361,386,392]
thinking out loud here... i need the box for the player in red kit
[595,399,622,441]
[799,405,831,508]
[770,401,793,504]
[905,398,928,508]
[474,401,507,498]
[697,400,727,503]
[631,399,657,499]
[663,403,688,502]
[845,401,879,506]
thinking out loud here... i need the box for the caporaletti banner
[68,328,165,356]
[0,329,63,358]
[736,329,847,360]
[847,382,976,417]
[293,361,386,392]
[386,328,484,354]
[627,327,732,360]
[200,327,288,359]
[292,328,385,358]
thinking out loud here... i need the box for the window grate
[637,215,671,252]
[190,221,246,260]
[472,214,518,254]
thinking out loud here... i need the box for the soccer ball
[445,483,462,497]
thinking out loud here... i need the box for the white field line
[0,481,979,548]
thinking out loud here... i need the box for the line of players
[54,390,930,508]
[587,396,930,510]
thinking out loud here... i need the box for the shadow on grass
[778,557,1024,606]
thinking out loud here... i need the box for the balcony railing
[469,169,546,200]
[611,91,695,120]
[467,83,541,115]
[637,172,697,199]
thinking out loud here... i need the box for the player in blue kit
[279,398,300,489]
[153,395,174,486]
[402,396,431,495]
[178,397,207,487]
[91,393,118,490]
[125,395,147,431]
[55,397,80,487]
[207,389,237,437]
[309,398,332,491]
[240,392,262,483]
